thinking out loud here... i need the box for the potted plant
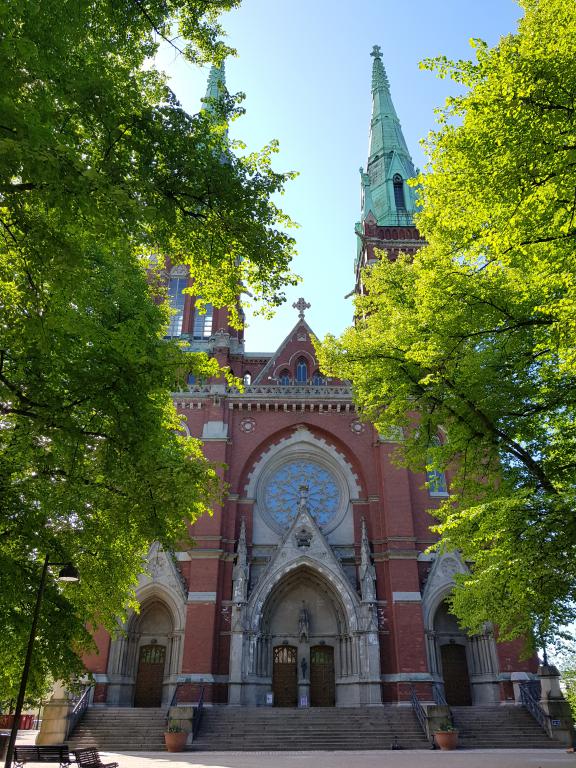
[433,720,459,750]
[164,721,188,752]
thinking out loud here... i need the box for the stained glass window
[263,460,341,527]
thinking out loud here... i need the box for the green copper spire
[359,45,418,226]
[204,61,227,106]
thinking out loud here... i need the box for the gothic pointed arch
[105,545,186,706]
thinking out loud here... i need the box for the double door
[272,645,335,707]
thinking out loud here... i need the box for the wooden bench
[13,745,72,768]
[73,749,118,768]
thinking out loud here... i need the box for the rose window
[263,460,341,528]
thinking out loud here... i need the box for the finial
[292,297,311,320]
[370,44,389,92]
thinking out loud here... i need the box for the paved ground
[11,730,576,768]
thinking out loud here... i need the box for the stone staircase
[67,703,562,752]
[193,706,430,751]
[68,707,167,751]
[451,705,558,749]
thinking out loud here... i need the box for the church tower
[355,46,426,294]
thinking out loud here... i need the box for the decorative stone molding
[421,551,468,630]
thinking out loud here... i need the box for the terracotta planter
[164,731,188,752]
[434,730,459,750]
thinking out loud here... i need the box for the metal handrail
[168,683,181,712]
[409,685,434,745]
[192,686,205,739]
[519,682,551,735]
[432,682,448,706]
[66,684,93,739]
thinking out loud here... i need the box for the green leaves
[318,0,576,652]
[0,0,295,701]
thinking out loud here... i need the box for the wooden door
[441,643,472,706]
[134,644,166,707]
[310,645,335,707]
[272,645,297,707]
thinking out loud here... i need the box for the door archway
[440,643,471,706]
[434,600,472,706]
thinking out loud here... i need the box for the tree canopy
[317,0,576,652]
[0,0,296,702]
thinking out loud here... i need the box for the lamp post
[4,555,79,768]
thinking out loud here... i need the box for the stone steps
[193,706,430,751]
[68,703,562,752]
[68,707,167,751]
[450,705,557,749]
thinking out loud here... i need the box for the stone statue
[297,483,310,513]
[299,601,310,642]
[300,657,308,679]
[232,519,249,603]
[360,519,377,602]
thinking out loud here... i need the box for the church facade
[84,47,537,710]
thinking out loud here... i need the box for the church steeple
[204,61,227,105]
[359,45,418,227]
[354,46,426,294]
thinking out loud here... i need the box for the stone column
[228,605,246,705]
[37,684,71,746]
[538,664,575,746]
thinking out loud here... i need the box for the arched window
[312,371,326,386]
[167,276,187,336]
[192,302,213,339]
[243,372,252,386]
[279,370,291,385]
[296,358,308,383]
[187,372,196,385]
[393,174,406,211]
[427,436,448,496]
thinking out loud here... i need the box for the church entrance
[134,644,166,707]
[273,645,298,707]
[441,643,472,706]
[310,645,335,707]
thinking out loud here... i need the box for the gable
[253,319,321,384]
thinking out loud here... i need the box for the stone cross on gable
[292,297,311,320]
[371,45,382,60]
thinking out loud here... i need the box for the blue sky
[157,0,523,352]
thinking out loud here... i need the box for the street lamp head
[57,563,80,582]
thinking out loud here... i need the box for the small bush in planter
[434,721,458,751]
[164,721,187,752]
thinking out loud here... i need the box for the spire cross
[370,45,382,60]
[292,297,311,320]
